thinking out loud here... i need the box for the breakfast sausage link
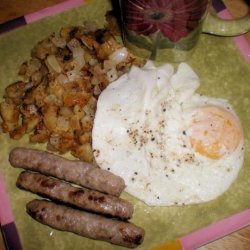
[9,147,125,196]
[27,199,144,248]
[17,171,133,219]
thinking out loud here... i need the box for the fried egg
[92,62,244,206]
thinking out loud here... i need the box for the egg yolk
[188,105,243,159]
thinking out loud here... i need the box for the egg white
[92,62,244,206]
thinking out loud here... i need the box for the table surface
[0,0,249,249]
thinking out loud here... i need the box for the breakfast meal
[0,7,246,250]
[27,199,144,248]
[92,61,244,206]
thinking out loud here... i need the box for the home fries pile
[0,12,144,162]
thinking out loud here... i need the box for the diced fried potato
[73,104,85,120]
[48,81,65,105]
[96,36,121,60]
[63,92,91,107]
[26,59,42,76]
[29,133,49,143]
[44,94,59,106]
[9,125,26,140]
[78,76,92,92]
[59,137,76,152]
[31,70,43,86]
[5,81,25,101]
[1,122,17,133]
[45,55,62,74]
[35,121,49,134]
[60,131,75,139]
[72,143,93,162]
[81,35,99,50]
[90,64,109,87]
[78,131,91,144]
[69,115,81,131]
[32,84,48,107]
[81,116,93,132]
[60,26,75,42]
[56,116,70,132]
[83,97,97,118]
[32,38,57,59]
[0,102,19,124]
[43,105,58,131]
[20,104,38,118]
[59,107,74,117]
[48,136,75,153]
[24,116,40,133]
[93,84,101,96]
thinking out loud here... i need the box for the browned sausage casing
[27,199,144,248]
[9,147,125,196]
[17,171,133,219]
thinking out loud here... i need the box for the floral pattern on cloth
[122,0,209,42]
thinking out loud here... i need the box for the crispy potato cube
[81,116,93,132]
[29,133,49,143]
[0,102,19,124]
[73,104,85,120]
[63,92,91,107]
[72,143,93,162]
[9,125,26,140]
[43,105,58,131]
[78,132,91,144]
[24,116,40,133]
[5,81,25,100]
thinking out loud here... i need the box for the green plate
[0,0,250,249]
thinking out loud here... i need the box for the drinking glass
[118,0,250,62]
